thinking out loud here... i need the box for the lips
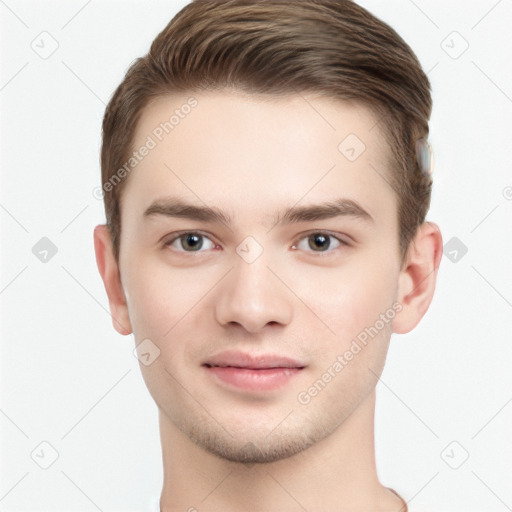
[203,350,305,370]
[203,350,305,392]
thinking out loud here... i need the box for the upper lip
[203,350,305,369]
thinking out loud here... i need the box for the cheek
[122,258,187,339]
[302,259,398,345]
[124,264,199,394]
[298,264,397,408]
[123,257,217,366]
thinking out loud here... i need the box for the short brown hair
[100,0,433,265]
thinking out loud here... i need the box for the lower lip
[204,366,303,391]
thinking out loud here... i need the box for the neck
[157,390,404,511]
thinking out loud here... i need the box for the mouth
[202,351,306,392]
[203,363,305,369]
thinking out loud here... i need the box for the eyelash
[162,230,350,257]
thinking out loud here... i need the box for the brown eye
[292,232,347,255]
[180,233,203,251]
[308,233,331,252]
[164,232,215,252]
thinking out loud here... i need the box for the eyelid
[291,230,351,257]
[162,230,218,251]
[162,229,351,255]
[294,229,352,246]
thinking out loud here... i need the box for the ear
[93,225,133,336]
[392,221,443,334]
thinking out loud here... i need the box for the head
[94,0,442,463]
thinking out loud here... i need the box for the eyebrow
[143,196,374,226]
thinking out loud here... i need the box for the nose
[214,250,293,333]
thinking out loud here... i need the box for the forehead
[134,90,390,159]
[122,90,396,228]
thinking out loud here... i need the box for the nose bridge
[215,239,293,332]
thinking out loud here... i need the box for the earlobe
[392,222,443,334]
[93,225,133,336]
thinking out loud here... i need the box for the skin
[94,90,443,511]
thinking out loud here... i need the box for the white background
[1,0,511,510]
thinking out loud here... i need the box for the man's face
[117,90,403,463]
